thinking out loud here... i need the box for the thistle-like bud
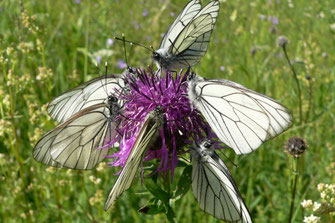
[285,136,308,157]
[277,35,288,48]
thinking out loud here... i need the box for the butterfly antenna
[128,42,133,68]
[120,34,129,67]
[114,36,153,52]
[103,62,109,96]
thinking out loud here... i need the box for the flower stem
[288,157,299,223]
[282,45,303,124]
[304,77,313,123]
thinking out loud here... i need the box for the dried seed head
[277,35,288,48]
[285,136,308,157]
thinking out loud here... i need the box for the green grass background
[1,0,335,222]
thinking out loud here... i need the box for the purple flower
[220,66,225,71]
[272,17,279,25]
[142,9,149,17]
[74,0,81,4]
[117,59,127,69]
[95,56,102,64]
[132,21,140,29]
[107,38,114,47]
[259,14,266,20]
[106,69,215,179]
[170,12,175,17]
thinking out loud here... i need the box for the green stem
[288,157,299,223]
[83,2,90,82]
[304,78,313,123]
[282,45,303,124]
[82,175,95,222]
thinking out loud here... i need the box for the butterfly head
[187,72,197,81]
[108,95,118,104]
[201,139,213,149]
[152,51,161,61]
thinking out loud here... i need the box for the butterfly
[104,107,164,210]
[33,94,122,170]
[191,139,252,222]
[187,72,293,155]
[152,0,220,71]
[47,72,128,124]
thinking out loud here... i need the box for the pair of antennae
[114,35,153,53]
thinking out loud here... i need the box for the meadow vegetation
[0,0,334,222]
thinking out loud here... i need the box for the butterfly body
[191,139,252,222]
[34,77,123,169]
[187,72,292,155]
[104,107,164,210]
[153,0,220,71]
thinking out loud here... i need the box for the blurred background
[0,0,334,222]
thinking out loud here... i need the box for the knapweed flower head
[285,136,308,157]
[107,68,215,179]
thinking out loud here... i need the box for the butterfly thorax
[107,95,120,119]
[187,72,204,104]
[152,49,175,70]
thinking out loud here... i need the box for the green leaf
[173,165,192,199]
[143,178,170,204]
[138,199,165,215]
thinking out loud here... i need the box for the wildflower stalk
[304,76,313,123]
[81,175,96,222]
[83,2,90,82]
[50,177,63,222]
[281,45,303,124]
[288,157,299,223]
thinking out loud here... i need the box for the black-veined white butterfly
[187,73,293,155]
[33,95,121,170]
[104,107,164,210]
[47,71,130,123]
[191,139,252,222]
[152,0,220,71]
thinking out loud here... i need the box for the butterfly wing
[189,78,292,154]
[104,110,163,210]
[47,75,124,123]
[33,129,62,167]
[168,1,220,68]
[159,0,202,50]
[33,103,118,170]
[192,148,252,222]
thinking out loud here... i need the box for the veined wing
[33,128,62,167]
[168,15,213,69]
[47,75,124,123]
[171,0,220,55]
[33,103,118,169]
[159,0,202,49]
[188,75,292,154]
[193,0,220,27]
[191,140,252,222]
[104,109,163,210]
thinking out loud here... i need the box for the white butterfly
[47,72,129,123]
[152,0,220,71]
[187,73,293,155]
[104,107,164,210]
[191,139,252,222]
[33,95,121,170]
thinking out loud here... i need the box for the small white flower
[301,199,313,208]
[330,23,335,32]
[317,183,325,192]
[313,202,321,211]
[303,214,320,223]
